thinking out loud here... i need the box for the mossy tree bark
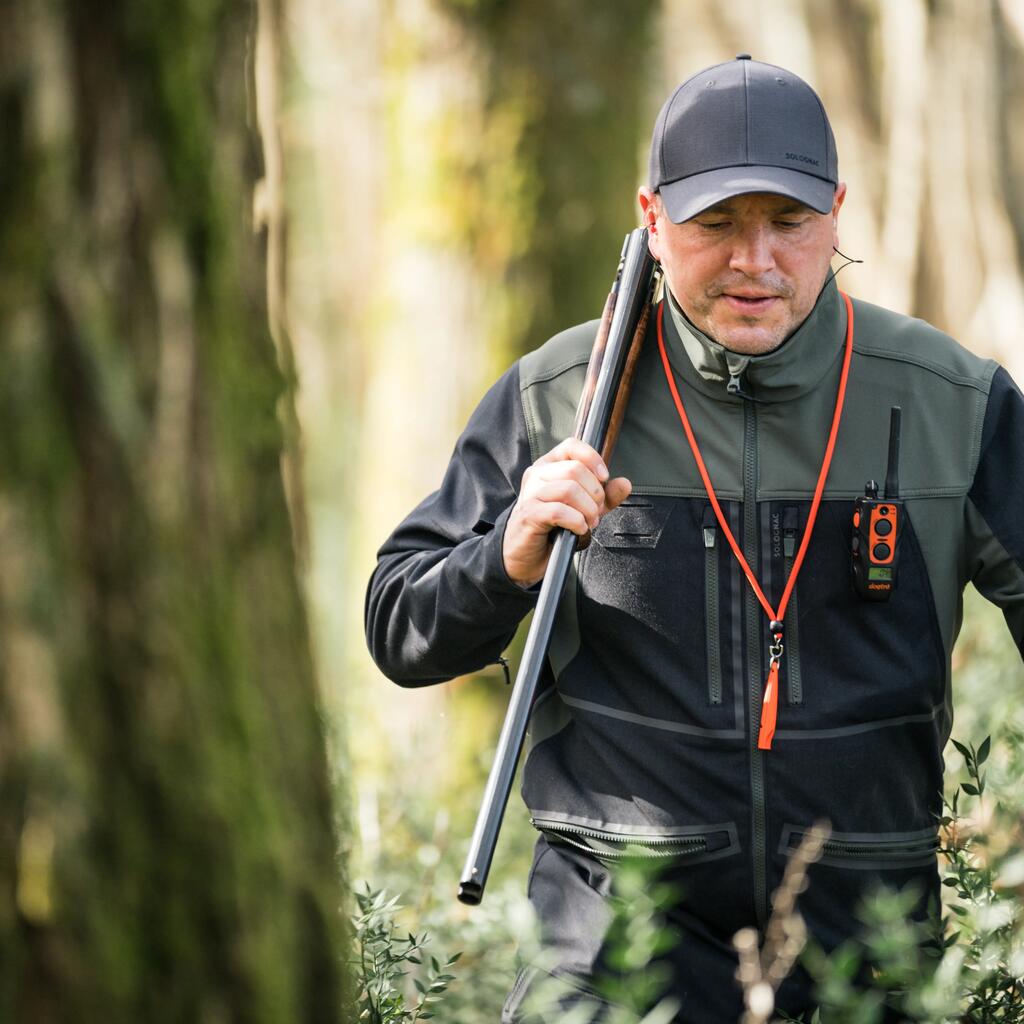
[0,2,347,1021]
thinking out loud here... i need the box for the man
[365,56,1024,1022]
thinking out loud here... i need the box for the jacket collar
[663,275,847,404]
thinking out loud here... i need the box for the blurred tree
[0,2,347,1022]
[274,0,659,885]
[656,0,1024,379]
[445,0,659,360]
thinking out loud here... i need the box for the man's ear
[831,181,847,247]
[637,186,661,260]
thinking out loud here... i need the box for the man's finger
[603,477,633,512]
[533,438,609,482]
[523,499,590,537]
[532,481,601,526]
[532,460,608,506]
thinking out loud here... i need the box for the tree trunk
[0,2,347,1021]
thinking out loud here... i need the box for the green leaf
[977,736,991,765]
[962,783,980,796]
[951,739,971,760]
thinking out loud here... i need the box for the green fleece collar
[664,275,848,404]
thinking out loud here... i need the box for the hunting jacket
[365,276,1024,948]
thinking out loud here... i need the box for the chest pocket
[563,496,741,732]
[593,500,671,549]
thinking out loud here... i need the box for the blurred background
[2,0,1024,1020]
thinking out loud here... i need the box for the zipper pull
[758,621,784,751]
[702,504,716,549]
[726,368,764,403]
[783,507,798,559]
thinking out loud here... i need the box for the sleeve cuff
[478,504,544,598]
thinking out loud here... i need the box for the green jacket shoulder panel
[842,299,1000,495]
[518,319,600,462]
[519,319,600,388]
[850,298,998,393]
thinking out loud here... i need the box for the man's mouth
[721,293,779,314]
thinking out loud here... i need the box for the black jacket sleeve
[966,365,1024,656]
[364,362,539,685]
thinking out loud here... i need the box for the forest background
[2,0,1024,1021]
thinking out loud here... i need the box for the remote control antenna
[884,406,902,499]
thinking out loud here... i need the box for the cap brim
[659,166,836,223]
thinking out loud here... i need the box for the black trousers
[502,836,912,1024]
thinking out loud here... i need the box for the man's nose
[729,228,775,277]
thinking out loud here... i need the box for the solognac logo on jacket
[785,152,819,166]
[771,512,782,559]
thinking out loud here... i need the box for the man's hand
[502,438,633,587]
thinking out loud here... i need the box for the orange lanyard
[655,293,855,749]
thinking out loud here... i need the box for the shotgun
[458,228,660,905]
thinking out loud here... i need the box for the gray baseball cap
[648,55,838,223]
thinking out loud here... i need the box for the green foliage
[796,732,1024,1022]
[353,851,685,1024]
[351,885,461,1023]
[514,851,684,1024]
[593,854,682,1018]
[350,675,539,1023]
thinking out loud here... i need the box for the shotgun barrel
[458,228,659,905]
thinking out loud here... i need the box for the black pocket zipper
[780,825,939,869]
[782,506,803,706]
[532,817,739,864]
[703,506,722,706]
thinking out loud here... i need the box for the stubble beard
[688,277,797,355]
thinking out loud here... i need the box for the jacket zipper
[743,401,769,930]
[785,829,939,862]
[822,838,939,858]
[530,818,709,860]
[782,507,803,706]
[703,506,722,705]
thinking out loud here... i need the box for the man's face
[638,185,847,355]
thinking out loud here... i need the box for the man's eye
[775,219,804,230]
[698,221,729,231]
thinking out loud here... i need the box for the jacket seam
[964,494,1024,578]
[520,354,591,389]
[519,381,543,464]
[519,356,590,462]
[852,343,997,393]
[967,374,999,481]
